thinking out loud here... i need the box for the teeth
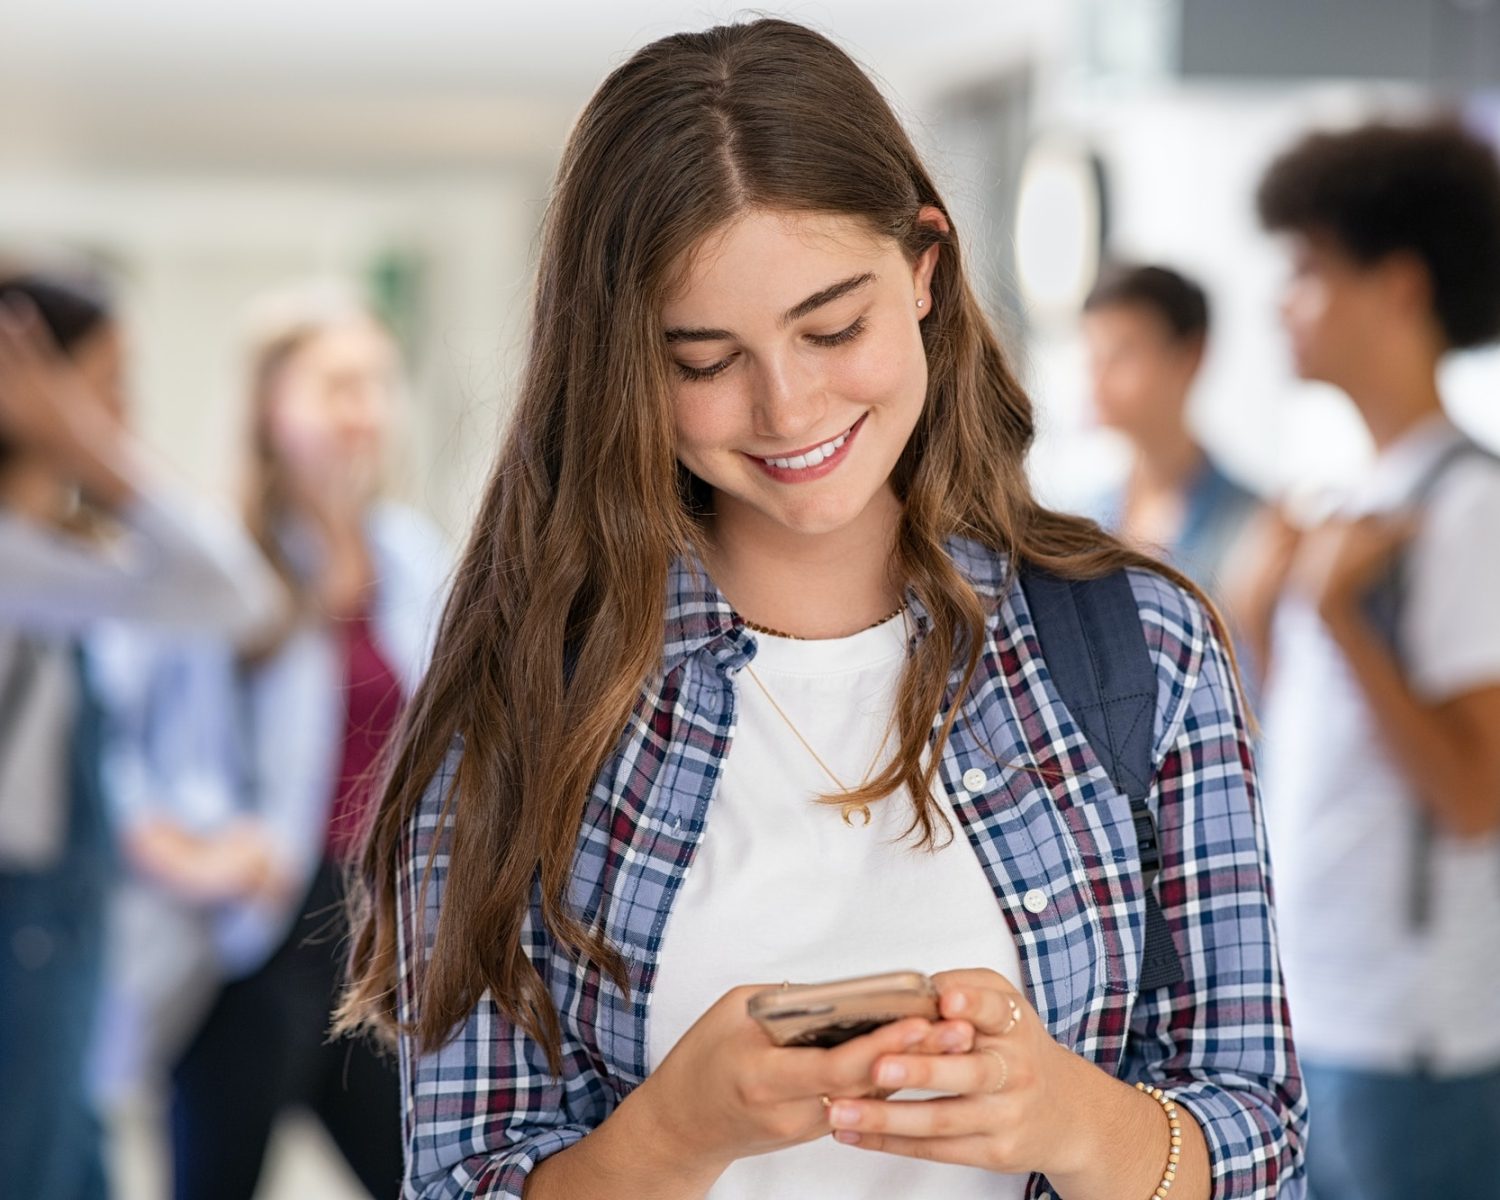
[760,425,852,470]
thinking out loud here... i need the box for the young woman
[92,284,450,1200]
[341,20,1306,1200]
[0,272,284,1200]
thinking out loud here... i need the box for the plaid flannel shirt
[396,537,1307,1198]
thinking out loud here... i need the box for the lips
[743,413,867,485]
[751,416,860,471]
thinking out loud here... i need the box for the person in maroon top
[100,282,449,1200]
[326,609,406,861]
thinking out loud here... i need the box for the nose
[749,351,825,445]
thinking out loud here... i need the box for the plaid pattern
[397,537,1307,1198]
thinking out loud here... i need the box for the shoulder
[1403,448,1500,696]
[1124,566,1219,762]
[1420,446,1500,543]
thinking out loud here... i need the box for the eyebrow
[663,271,877,344]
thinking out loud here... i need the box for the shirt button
[1023,888,1049,914]
[962,768,987,792]
[703,690,721,713]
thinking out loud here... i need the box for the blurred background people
[1240,120,1500,1199]
[89,282,450,1200]
[1080,263,1262,600]
[0,271,284,1200]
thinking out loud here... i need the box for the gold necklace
[740,603,907,642]
[740,609,907,827]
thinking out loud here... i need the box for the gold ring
[978,1046,1009,1093]
[1000,996,1023,1036]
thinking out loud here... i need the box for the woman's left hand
[823,968,1096,1178]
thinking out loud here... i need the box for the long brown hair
[339,18,1225,1068]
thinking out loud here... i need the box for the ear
[1177,333,1207,378]
[1380,250,1436,328]
[913,204,950,319]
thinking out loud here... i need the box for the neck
[1343,362,1444,453]
[1125,416,1203,497]
[704,486,904,639]
[1332,322,1446,451]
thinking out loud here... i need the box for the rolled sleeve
[1124,596,1308,1198]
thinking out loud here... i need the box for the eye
[806,315,868,348]
[673,354,736,382]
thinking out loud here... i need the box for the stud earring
[916,298,925,309]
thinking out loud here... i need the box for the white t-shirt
[648,611,1028,1199]
[1260,415,1500,1076]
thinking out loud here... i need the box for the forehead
[1082,303,1173,342]
[663,208,896,318]
[1288,230,1359,272]
[293,318,394,370]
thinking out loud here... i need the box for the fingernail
[948,991,967,1013]
[834,1130,861,1145]
[876,1062,906,1087]
[901,1027,926,1049]
[829,1104,859,1127]
[941,1030,967,1052]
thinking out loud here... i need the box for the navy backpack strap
[1020,566,1185,990]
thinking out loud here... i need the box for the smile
[746,413,865,482]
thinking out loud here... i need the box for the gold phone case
[747,970,939,1048]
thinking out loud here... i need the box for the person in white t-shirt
[1237,119,1500,1200]
[337,19,1306,1200]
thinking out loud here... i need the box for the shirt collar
[660,532,1010,676]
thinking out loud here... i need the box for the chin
[732,480,876,538]
[1290,353,1331,386]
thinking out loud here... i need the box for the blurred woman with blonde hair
[95,280,449,1200]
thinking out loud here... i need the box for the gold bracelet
[1135,1082,1182,1197]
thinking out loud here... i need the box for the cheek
[267,390,332,460]
[839,326,927,413]
[672,392,742,471]
[1093,358,1145,411]
[1284,278,1332,336]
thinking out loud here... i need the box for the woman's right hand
[633,985,973,1173]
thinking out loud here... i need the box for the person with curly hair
[1243,118,1500,1199]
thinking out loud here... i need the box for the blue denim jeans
[1303,1058,1500,1200]
[0,866,109,1200]
[0,659,112,1200]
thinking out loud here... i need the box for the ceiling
[0,1,1065,170]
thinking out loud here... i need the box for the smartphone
[748,970,939,1048]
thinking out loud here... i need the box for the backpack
[1020,568,1185,990]
[1358,435,1500,931]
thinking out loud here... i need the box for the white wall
[0,166,541,541]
